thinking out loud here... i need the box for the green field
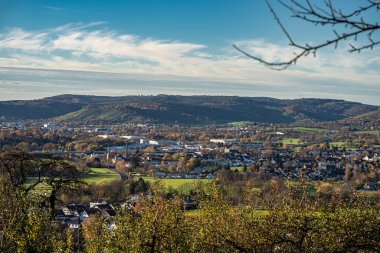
[83,168,120,184]
[355,130,380,135]
[231,166,244,171]
[137,176,209,190]
[228,121,252,126]
[329,142,357,151]
[293,127,327,133]
[281,138,302,145]
[330,141,345,147]
[27,168,120,189]
[185,208,270,218]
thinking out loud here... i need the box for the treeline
[2,181,379,252]
[83,185,380,253]
[0,149,379,252]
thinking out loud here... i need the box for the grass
[82,168,120,184]
[28,182,52,196]
[185,207,270,218]
[137,176,209,190]
[329,142,357,151]
[231,166,244,172]
[281,138,302,145]
[330,141,345,147]
[293,127,326,133]
[356,190,380,197]
[26,168,120,197]
[27,168,121,189]
[355,130,380,135]
[185,209,203,217]
[228,121,251,126]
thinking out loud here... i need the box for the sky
[0,0,379,105]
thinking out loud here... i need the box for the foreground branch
[234,0,380,70]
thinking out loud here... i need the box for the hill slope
[0,95,377,124]
[339,108,380,128]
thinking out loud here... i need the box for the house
[153,172,166,178]
[80,208,100,221]
[112,155,124,164]
[149,140,178,146]
[102,209,117,217]
[210,139,238,145]
[43,122,60,131]
[95,203,114,211]
[67,218,80,229]
[97,134,116,139]
[191,167,204,175]
[183,196,197,210]
[90,200,108,208]
[95,128,111,133]
[121,135,146,140]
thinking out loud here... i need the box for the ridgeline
[0,94,377,124]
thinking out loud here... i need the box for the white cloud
[0,28,47,51]
[0,23,379,104]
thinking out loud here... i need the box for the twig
[234,0,380,70]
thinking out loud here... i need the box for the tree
[130,155,140,170]
[186,157,200,172]
[116,160,128,174]
[82,214,107,252]
[0,148,44,198]
[129,178,150,195]
[43,159,86,216]
[235,0,380,69]
[0,150,73,252]
[243,164,248,172]
[83,186,191,253]
[344,165,352,181]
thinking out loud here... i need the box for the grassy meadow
[293,127,327,132]
[281,138,303,145]
[136,176,210,192]
[82,168,121,184]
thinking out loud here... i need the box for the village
[1,120,379,183]
[2,120,379,231]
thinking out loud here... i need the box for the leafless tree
[234,0,380,70]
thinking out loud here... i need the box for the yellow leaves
[0,188,71,253]
[317,182,334,194]
[82,195,191,253]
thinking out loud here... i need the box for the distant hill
[339,108,380,128]
[0,100,83,120]
[0,94,377,124]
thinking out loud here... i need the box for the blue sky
[0,0,379,105]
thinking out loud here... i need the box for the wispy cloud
[42,6,66,12]
[0,23,379,104]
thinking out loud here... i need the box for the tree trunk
[49,189,56,218]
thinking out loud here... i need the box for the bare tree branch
[234,0,380,70]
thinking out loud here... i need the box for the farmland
[136,176,210,191]
[280,138,303,145]
[293,127,327,132]
[82,168,120,184]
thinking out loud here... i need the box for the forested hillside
[0,94,377,124]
